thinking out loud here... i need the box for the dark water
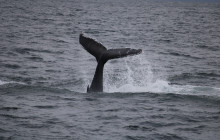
[0,0,220,139]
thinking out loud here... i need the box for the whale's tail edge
[102,48,142,64]
[79,33,142,63]
[79,33,107,62]
[87,85,90,93]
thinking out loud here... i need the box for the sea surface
[0,0,220,139]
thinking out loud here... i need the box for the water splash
[104,55,220,97]
[104,55,159,92]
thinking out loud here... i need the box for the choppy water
[0,0,220,139]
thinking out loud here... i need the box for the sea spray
[104,55,163,92]
[104,56,220,97]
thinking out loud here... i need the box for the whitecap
[0,80,25,86]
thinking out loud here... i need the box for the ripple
[151,133,186,140]
[124,125,155,131]
[197,45,219,51]
[25,56,43,62]
[160,51,202,59]
[14,48,62,55]
[1,63,21,69]
[0,107,19,111]
[0,114,23,119]
[33,105,58,109]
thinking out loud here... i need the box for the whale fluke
[102,48,142,63]
[79,34,107,62]
[79,33,142,92]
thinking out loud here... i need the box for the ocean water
[0,0,220,139]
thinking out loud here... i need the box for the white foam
[0,80,9,85]
[107,79,173,93]
[104,55,220,97]
[107,79,220,97]
[0,80,25,86]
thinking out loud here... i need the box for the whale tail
[79,33,142,63]
[79,33,142,92]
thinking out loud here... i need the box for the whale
[79,33,142,93]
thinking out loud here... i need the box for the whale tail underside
[79,33,142,63]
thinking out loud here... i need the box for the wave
[196,45,219,51]
[1,63,21,69]
[14,47,63,55]
[0,80,25,86]
[0,80,74,95]
[159,51,201,59]
[171,72,220,80]
[1,79,219,106]
[106,79,220,97]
